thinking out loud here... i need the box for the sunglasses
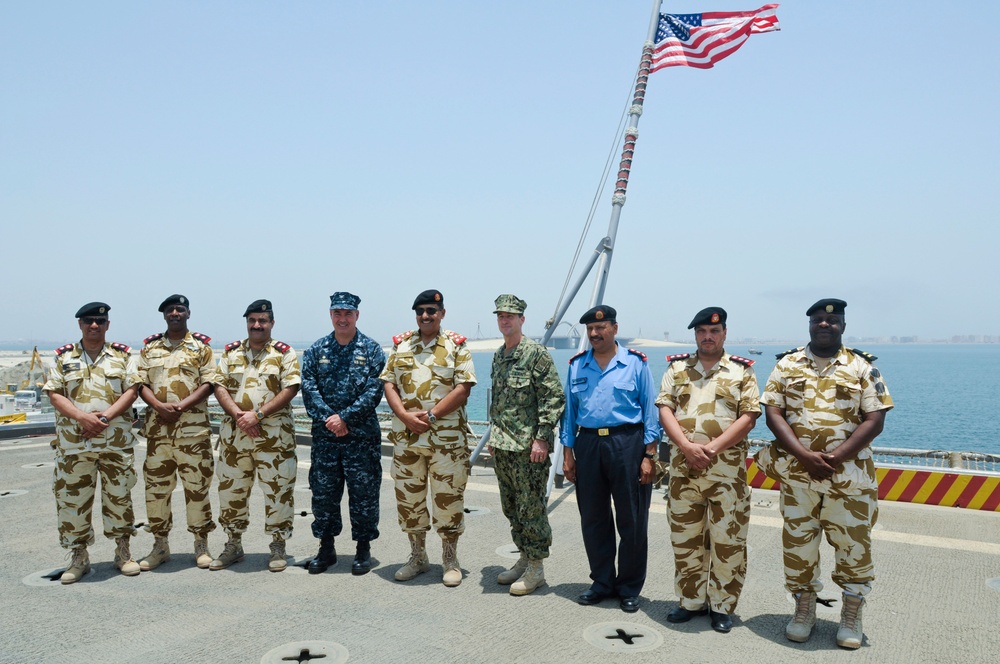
[81,317,108,326]
[415,307,439,316]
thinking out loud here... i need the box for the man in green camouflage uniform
[657,307,760,634]
[757,298,892,649]
[211,299,301,572]
[43,302,142,584]
[137,294,217,571]
[380,289,477,587]
[489,294,564,596]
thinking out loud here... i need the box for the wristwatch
[427,411,437,424]
[98,416,109,424]
[255,410,265,421]
[643,452,655,460]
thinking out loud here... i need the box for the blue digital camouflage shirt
[301,329,386,441]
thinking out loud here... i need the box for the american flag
[651,4,780,71]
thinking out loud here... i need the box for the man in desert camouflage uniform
[136,294,217,571]
[656,307,760,633]
[301,291,386,576]
[43,302,142,584]
[380,289,477,587]
[211,299,301,572]
[489,294,564,596]
[757,298,892,649]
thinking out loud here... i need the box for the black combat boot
[307,537,336,574]
[352,541,372,576]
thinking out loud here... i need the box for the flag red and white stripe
[651,4,780,71]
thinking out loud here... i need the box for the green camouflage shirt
[758,345,893,494]
[489,337,565,452]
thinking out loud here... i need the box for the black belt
[577,422,643,437]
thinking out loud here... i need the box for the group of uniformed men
[44,291,891,650]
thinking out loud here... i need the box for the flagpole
[545,0,663,498]
[541,0,662,350]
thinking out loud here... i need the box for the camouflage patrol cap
[580,305,616,325]
[412,289,444,309]
[76,302,110,318]
[158,294,189,312]
[806,298,847,316]
[688,306,727,329]
[243,299,273,317]
[493,294,527,315]
[329,292,360,311]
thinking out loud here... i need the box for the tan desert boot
[114,537,141,576]
[785,591,817,643]
[209,536,244,571]
[837,593,865,649]
[268,537,288,572]
[60,548,91,585]
[193,536,212,569]
[139,536,170,571]
[510,559,546,596]
[497,553,528,585]
[442,539,462,587]
[394,533,430,581]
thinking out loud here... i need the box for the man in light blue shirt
[561,305,661,613]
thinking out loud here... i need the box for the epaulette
[850,348,878,363]
[191,332,211,345]
[628,348,648,362]
[143,332,163,345]
[273,341,291,354]
[392,330,414,346]
[225,340,242,352]
[666,353,691,363]
[568,350,586,364]
[729,354,755,367]
[110,342,131,354]
[775,346,804,360]
[446,331,467,346]
[55,343,75,356]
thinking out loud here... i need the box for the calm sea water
[464,344,1000,456]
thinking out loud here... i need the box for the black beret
[412,289,444,309]
[579,305,617,325]
[688,306,727,329]
[158,294,189,312]
[243,299,273,317]
[76,302,110,318]
[806,298,847,316]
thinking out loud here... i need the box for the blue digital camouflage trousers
[53,449,137,549]
[493,448,551,560]
[309,433,382,542]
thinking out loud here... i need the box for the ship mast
[541,0,663,350]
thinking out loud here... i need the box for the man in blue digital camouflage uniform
[301,292,387,575]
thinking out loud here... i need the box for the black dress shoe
[667,606,709,623]
[710,610,733,633]
[620,596,640,613]
[351,541,371,576]
[307,538,336,575]
[577,589,611,605]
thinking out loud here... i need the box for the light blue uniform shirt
[559,344,662,449]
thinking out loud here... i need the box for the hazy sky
[3,2,998,347]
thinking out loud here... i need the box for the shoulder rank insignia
[110,342,131,354]
[191,332,211,345]
[143,332,163,345]
[392,330,414,346]
[273,341,291,354]
[225,340,242,352]
[568,350,586,364]
[55,343,75,356]
[627,348,648,362]
[775,346,804,360]
[666,353,691,363]
[446,331,467,346]
[729,354,755,367]
[850,348,878,363]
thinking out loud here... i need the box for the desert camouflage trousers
[494,448,551,560]
[668,474,749,613]
[217,443,296,540]
[53,449,137,549]
[143,434,216,537]
[392,443,468,539]
[779,484,878,597]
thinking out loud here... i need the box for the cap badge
[434,293,441,302]
[595,310,604,320]
[262,303,268,311]
[99,307,106,314]
[825,304,834,313]
[710,313,720,323]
